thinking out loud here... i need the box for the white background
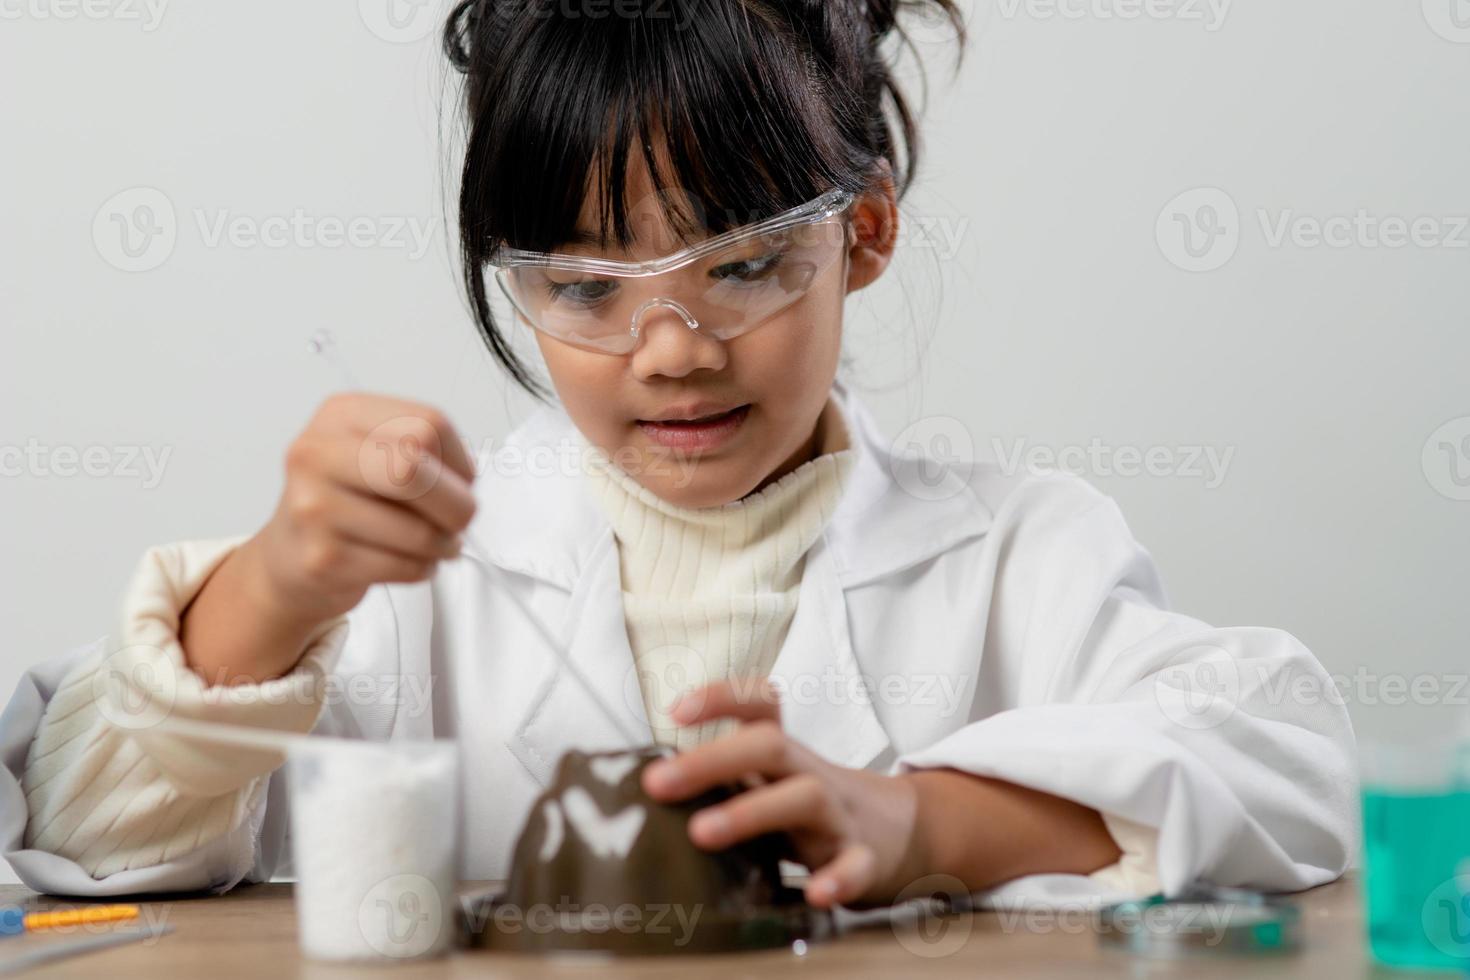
[3,0,1469,882]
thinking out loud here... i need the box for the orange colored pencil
[22,905,141,931]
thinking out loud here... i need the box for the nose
[628,299,727,379]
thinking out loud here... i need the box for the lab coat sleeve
[2,537,348,895]
[897,474,1357,899]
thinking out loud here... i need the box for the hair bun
[443,0,483,73]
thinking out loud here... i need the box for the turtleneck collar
[579,393,858,599]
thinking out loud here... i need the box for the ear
[844,162,899,294]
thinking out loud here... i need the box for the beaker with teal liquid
[1360,738,1470,970]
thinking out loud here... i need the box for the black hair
[443,0,966,400]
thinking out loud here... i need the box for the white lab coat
[0,378,1357,902]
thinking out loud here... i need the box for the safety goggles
[485,188,855,355]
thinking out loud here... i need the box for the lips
[638,403,749,424]
[636,404,751,452]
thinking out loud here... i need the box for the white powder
[286,740,459,961]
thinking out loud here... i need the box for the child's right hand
[255,393,478,621]
[179,394,478,685]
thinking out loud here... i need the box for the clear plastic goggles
[485,189,855,355]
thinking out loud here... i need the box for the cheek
[732,295,844,396]
[535,335,627,435]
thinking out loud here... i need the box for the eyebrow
[566,228,607,247]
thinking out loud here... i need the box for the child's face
[531,163,896,508]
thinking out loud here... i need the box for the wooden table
[0,876,1391,978]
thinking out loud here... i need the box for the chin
[648,476,735,509]
[644,460,757,509]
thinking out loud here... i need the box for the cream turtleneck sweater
[581,397,856,749]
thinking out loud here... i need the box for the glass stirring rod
[305,330,644,750]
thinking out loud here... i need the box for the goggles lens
[487,191,853,355]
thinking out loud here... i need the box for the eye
[545,278,619,307]
[710,250,786,284]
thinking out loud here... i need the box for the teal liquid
[1361,788,1470,970]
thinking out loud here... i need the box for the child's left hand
[640,680,922,908]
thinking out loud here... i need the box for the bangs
[459,3,868,260]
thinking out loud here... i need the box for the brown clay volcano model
[466,746,832,954]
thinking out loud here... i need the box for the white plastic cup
[286,738,461,961]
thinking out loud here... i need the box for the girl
[3,0,1353,908]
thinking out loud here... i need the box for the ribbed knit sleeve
[21,537,348,878]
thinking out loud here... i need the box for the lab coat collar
[465,379,992,782]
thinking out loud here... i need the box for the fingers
[681,771,880,907]
[313,482,463,560]
[806,844,878,908]
[686,774,836,850]
[643,719,812,801]
[325,393,478,484]
[297,535,438,591]
[670,677,781,727]
[293,430,478,536]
